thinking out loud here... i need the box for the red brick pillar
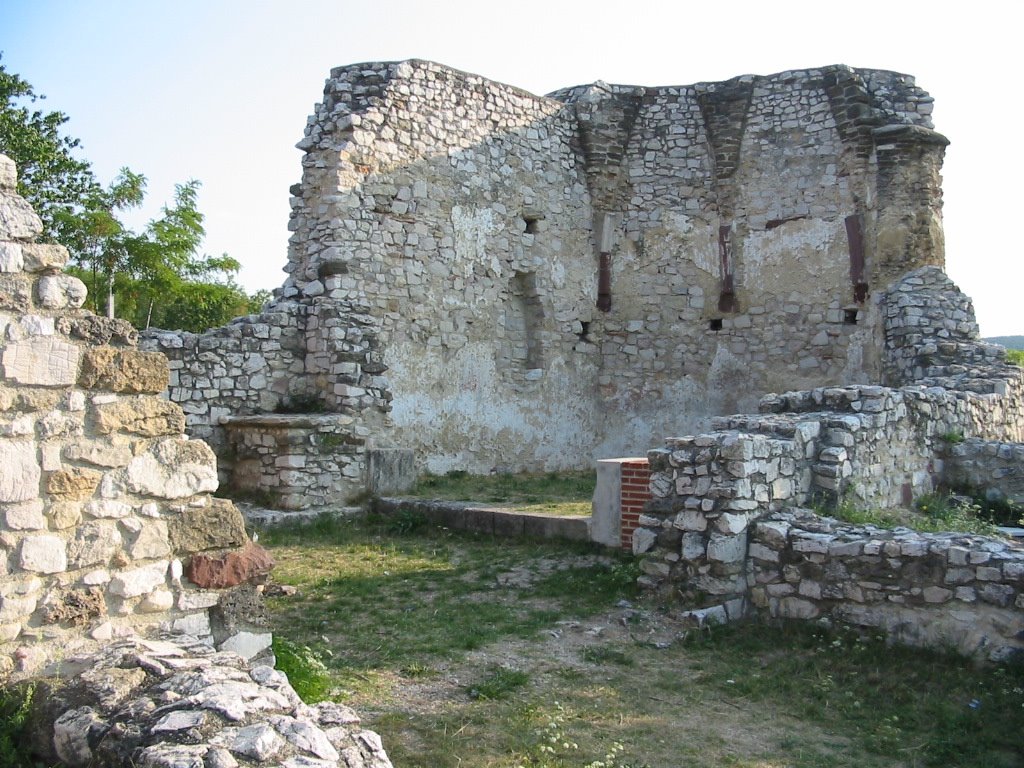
[619,459,651,551]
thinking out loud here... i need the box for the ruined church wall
[558,67,943,456]
[285,60,603,473]
[148,61,951,485]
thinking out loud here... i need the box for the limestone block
[83,499,133,518]
[151,711,208,734]
[37,274,88,309]
[2,336,81,386]
[171,611,211,637]
[137,588,174,613]
[63,437,134,468]
[707,532,747,563]
[673,509,707,532]
[0,241,23,272]
[4,498,47,530]
[78,347,168,394]
[0,191,43,240]
[631,527,657,555]
[681,532,705,560]
[38,410,84,439]
[47,501,82,529]
[0,155,15,190]
[20,534,68,573]
[94,398,186,437]
[0,585,39,622]
[125,438,218,499]
[231,723,284,762]
[108,560,168,598]
[53,706,105,767]
[178,591,220,610]
[21,242,70,272]
[715,513,748,535]
[220,630,274,661]
[0,272,31,313]
[47,467,102,501]
[775,597,821,620]
[60,315,138,346]
[748,542,779,562]
[126,520,171,560]
[167,497,247,553]
[68,522,123,568]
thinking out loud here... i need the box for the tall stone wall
[0,156,270,679]
[148,60,949,486]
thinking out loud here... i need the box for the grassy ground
[405,470,596,516]
[262,515,1024,768]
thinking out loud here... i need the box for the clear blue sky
[4,0,1022,334]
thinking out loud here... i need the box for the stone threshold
[373,498,592,542]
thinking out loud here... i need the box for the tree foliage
[0,55,265,332]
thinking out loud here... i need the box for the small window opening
[709,318,723,331]
[523,216,540,235]
[844,309,859,325]
[577,320,591,342]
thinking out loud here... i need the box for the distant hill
[985,336,1024,350]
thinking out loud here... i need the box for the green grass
[467,667,531,700]
[1006,349,1024,366]
[0,683,40,768]
[261,515,636,696]
[826,492,1005,536]
[262,516,1024,768]
[407,470,595,515]
[271,635,333,703]
[680,621,1024,767]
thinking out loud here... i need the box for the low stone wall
[619,264,1024,658]
[223,414,369,510]
[748,508,1023,662]
[943,438,1024,506]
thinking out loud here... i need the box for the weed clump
[272,636,333,703]
[0,683,39,768]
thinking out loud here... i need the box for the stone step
[372,498,591,542]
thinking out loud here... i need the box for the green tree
[1,56,260,331]
[0,53,97,238]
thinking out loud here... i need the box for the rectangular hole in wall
[844,309,858,325]
[522,216,540,235]
[709,318,723,331]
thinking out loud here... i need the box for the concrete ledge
[373,498,591,543]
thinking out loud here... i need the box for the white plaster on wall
[450,206,500,278]
[740,219,842,291]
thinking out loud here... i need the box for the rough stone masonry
[144,60,949,507]
[1,154,395,767]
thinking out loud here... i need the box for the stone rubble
[33,634,391,768]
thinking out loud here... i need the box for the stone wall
[624,263,1024,659]
[745,508,1023,662]
[944,439,1024,507]
[148,60,949,490]
[0,155,271,679]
